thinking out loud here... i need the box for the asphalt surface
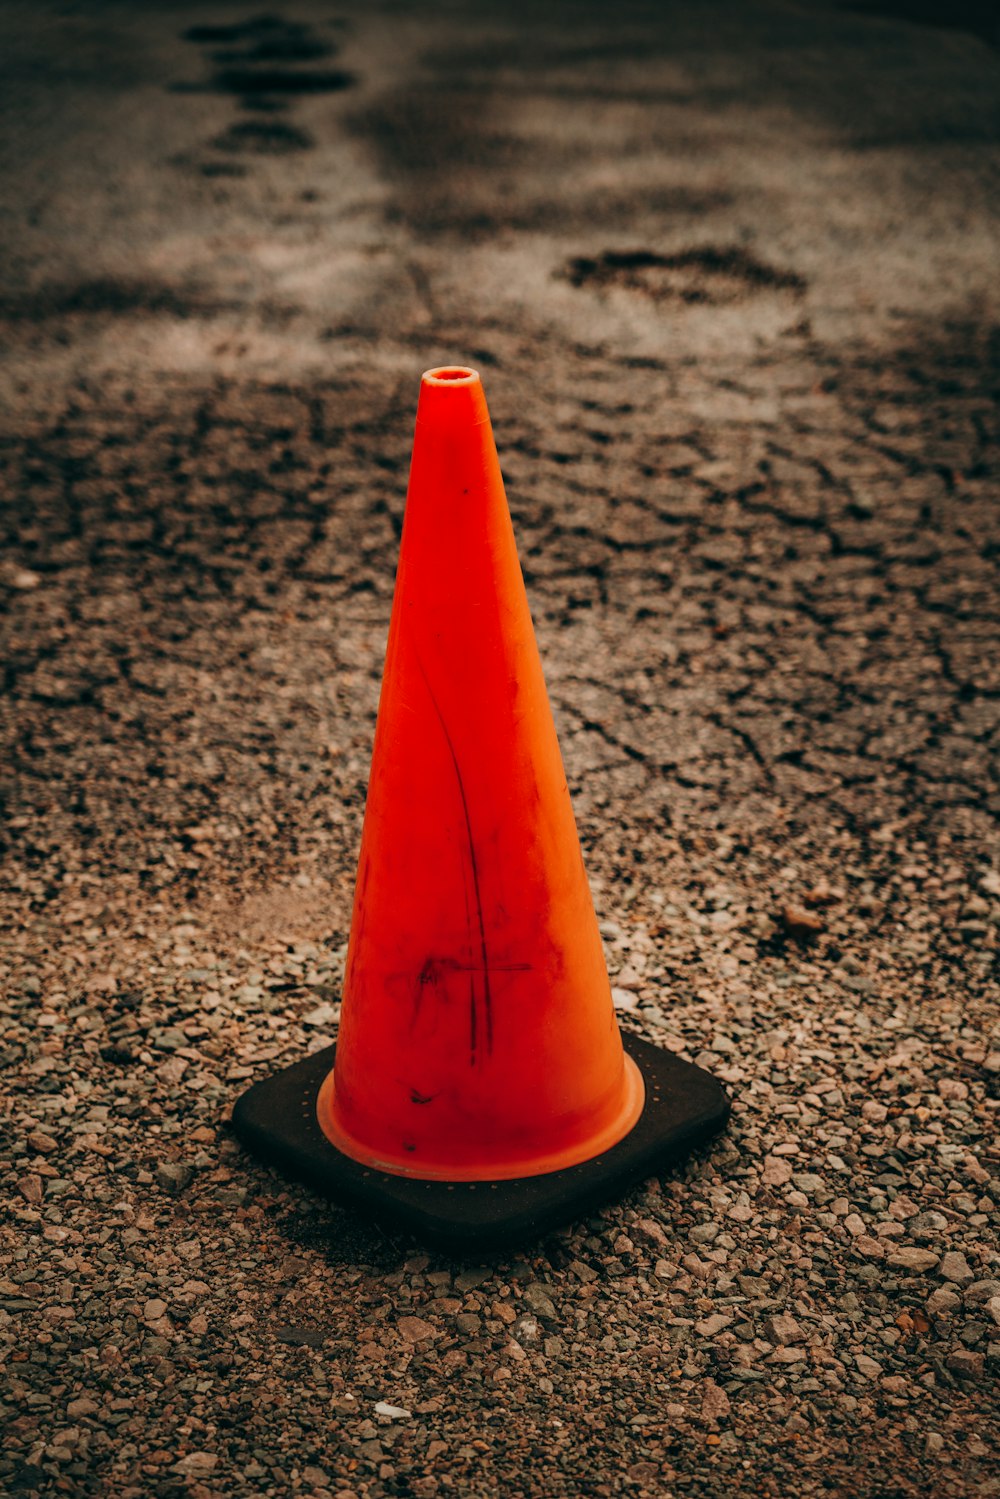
[1,3,998,1497]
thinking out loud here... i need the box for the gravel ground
[1,3,998,1496]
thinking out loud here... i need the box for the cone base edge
[231,1033,731,1252]
[314,1052,646,1182]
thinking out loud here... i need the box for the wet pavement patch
[177,14,353,113]
[352,90,526,177]
[182,16,323,49]
[842,0,999,46]
[209,66,354,96]
[198,160,249,177]
[562,245,807,303]
[0,277,234,323]
[212,120,316,154]
[212,34,335,64]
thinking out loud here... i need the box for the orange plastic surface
[317,366,644,1180]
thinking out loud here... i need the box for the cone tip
[417,366,489,426]
[421,365,480,388]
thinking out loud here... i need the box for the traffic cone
[233,366,729,1249]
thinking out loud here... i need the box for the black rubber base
[231,1032,730,1253]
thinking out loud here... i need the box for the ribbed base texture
[232,1032,730,1253]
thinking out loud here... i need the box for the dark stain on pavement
[182,19,270,45]
[213,33,336,65]
[390,185,734,239]
[213,120,316,155]
[182,14,334,56]
[842,0,999,47]
[198,160,249,178]
[562,246,807,304]
[354,90,525,177]
[175,14,352,164]
[350,87,540,235]
[0,278,235,324]
[210,66,354,97]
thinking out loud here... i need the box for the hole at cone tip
[423,365,479,386]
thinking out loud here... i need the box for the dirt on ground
[1,3,998,1497]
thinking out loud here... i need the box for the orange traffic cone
[234,366,729,1248]
[318,365,644,1180]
